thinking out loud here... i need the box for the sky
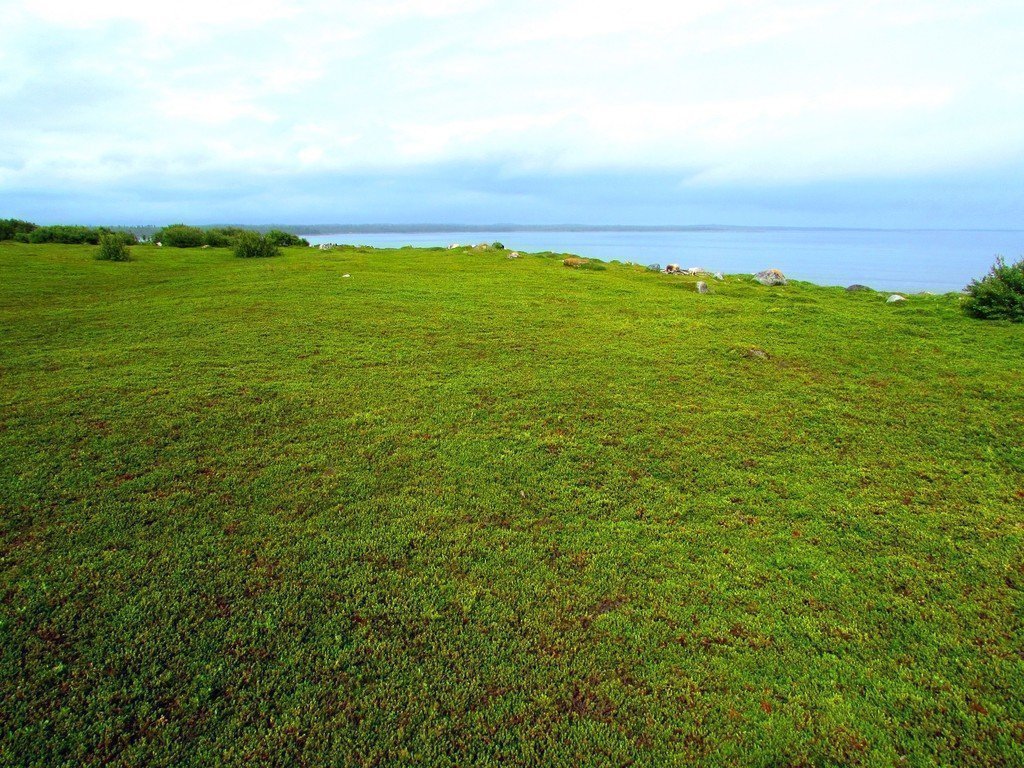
[1,0,1023,227]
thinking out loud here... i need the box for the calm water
[304,229,1024,293]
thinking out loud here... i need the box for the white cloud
[1,0,1023,220]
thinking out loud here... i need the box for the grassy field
[1,242,1022,766]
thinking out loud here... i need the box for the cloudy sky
[2,0,1023,226]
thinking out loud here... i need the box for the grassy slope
[0,242,1022,767]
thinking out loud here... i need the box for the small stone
[342,274,351,278]
[886,294,906,303]
[754,269,787,286]
[744,348,769,360]
[696,281,709,294]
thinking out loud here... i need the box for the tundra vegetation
[0,240,1021,767]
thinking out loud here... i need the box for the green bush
[265,229,309,247]
[96,233,131,262]
[0,219,37,241]
[156,224,205,248]
[100,229,138,246]
[27,225,103,245]
[963,257,1024,322]
[233,231,279,259]
[202,228,246,248]
[492,241,505,250]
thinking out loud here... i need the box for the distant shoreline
[108,224,1024,237]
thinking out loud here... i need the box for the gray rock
[754,269,787,286]
[744,348,769,360]
[696,281,709,294]
[846,284,872,292]
[507,251,520,259]
[713,272,724,281]
[886,294,907,303]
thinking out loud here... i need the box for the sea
[302,228,1024,293]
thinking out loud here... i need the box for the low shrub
[492,242,505,250]
[203,228,244,248]
[265,230,310,247]
[102,229,138,246]
[234,231,279,259]
[28,225,103,245]
[963,257,1024,322]
[156,224,205,248]
[96,233,131,261]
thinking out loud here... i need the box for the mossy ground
[1,242,1022,766]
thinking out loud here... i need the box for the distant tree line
[154,224,308,248]
[0,219,309,248]
[1,219,136,245]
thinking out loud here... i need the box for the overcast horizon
[3,1,1023,228]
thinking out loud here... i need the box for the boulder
[754,269,787,286]
[665,263,682,273]
[846,284,872,292]
[696,281,709,294]
[506,251,520,259]
[886,294,907,303]
[686,267,707,275]
[713,272,724,281]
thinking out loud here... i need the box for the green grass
[1,242,1022,766]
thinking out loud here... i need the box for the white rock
[754,269,787,286]
[886,294,906,303]
[713,272,724,281]
[696,281,709,294]
[343,274,351,278]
